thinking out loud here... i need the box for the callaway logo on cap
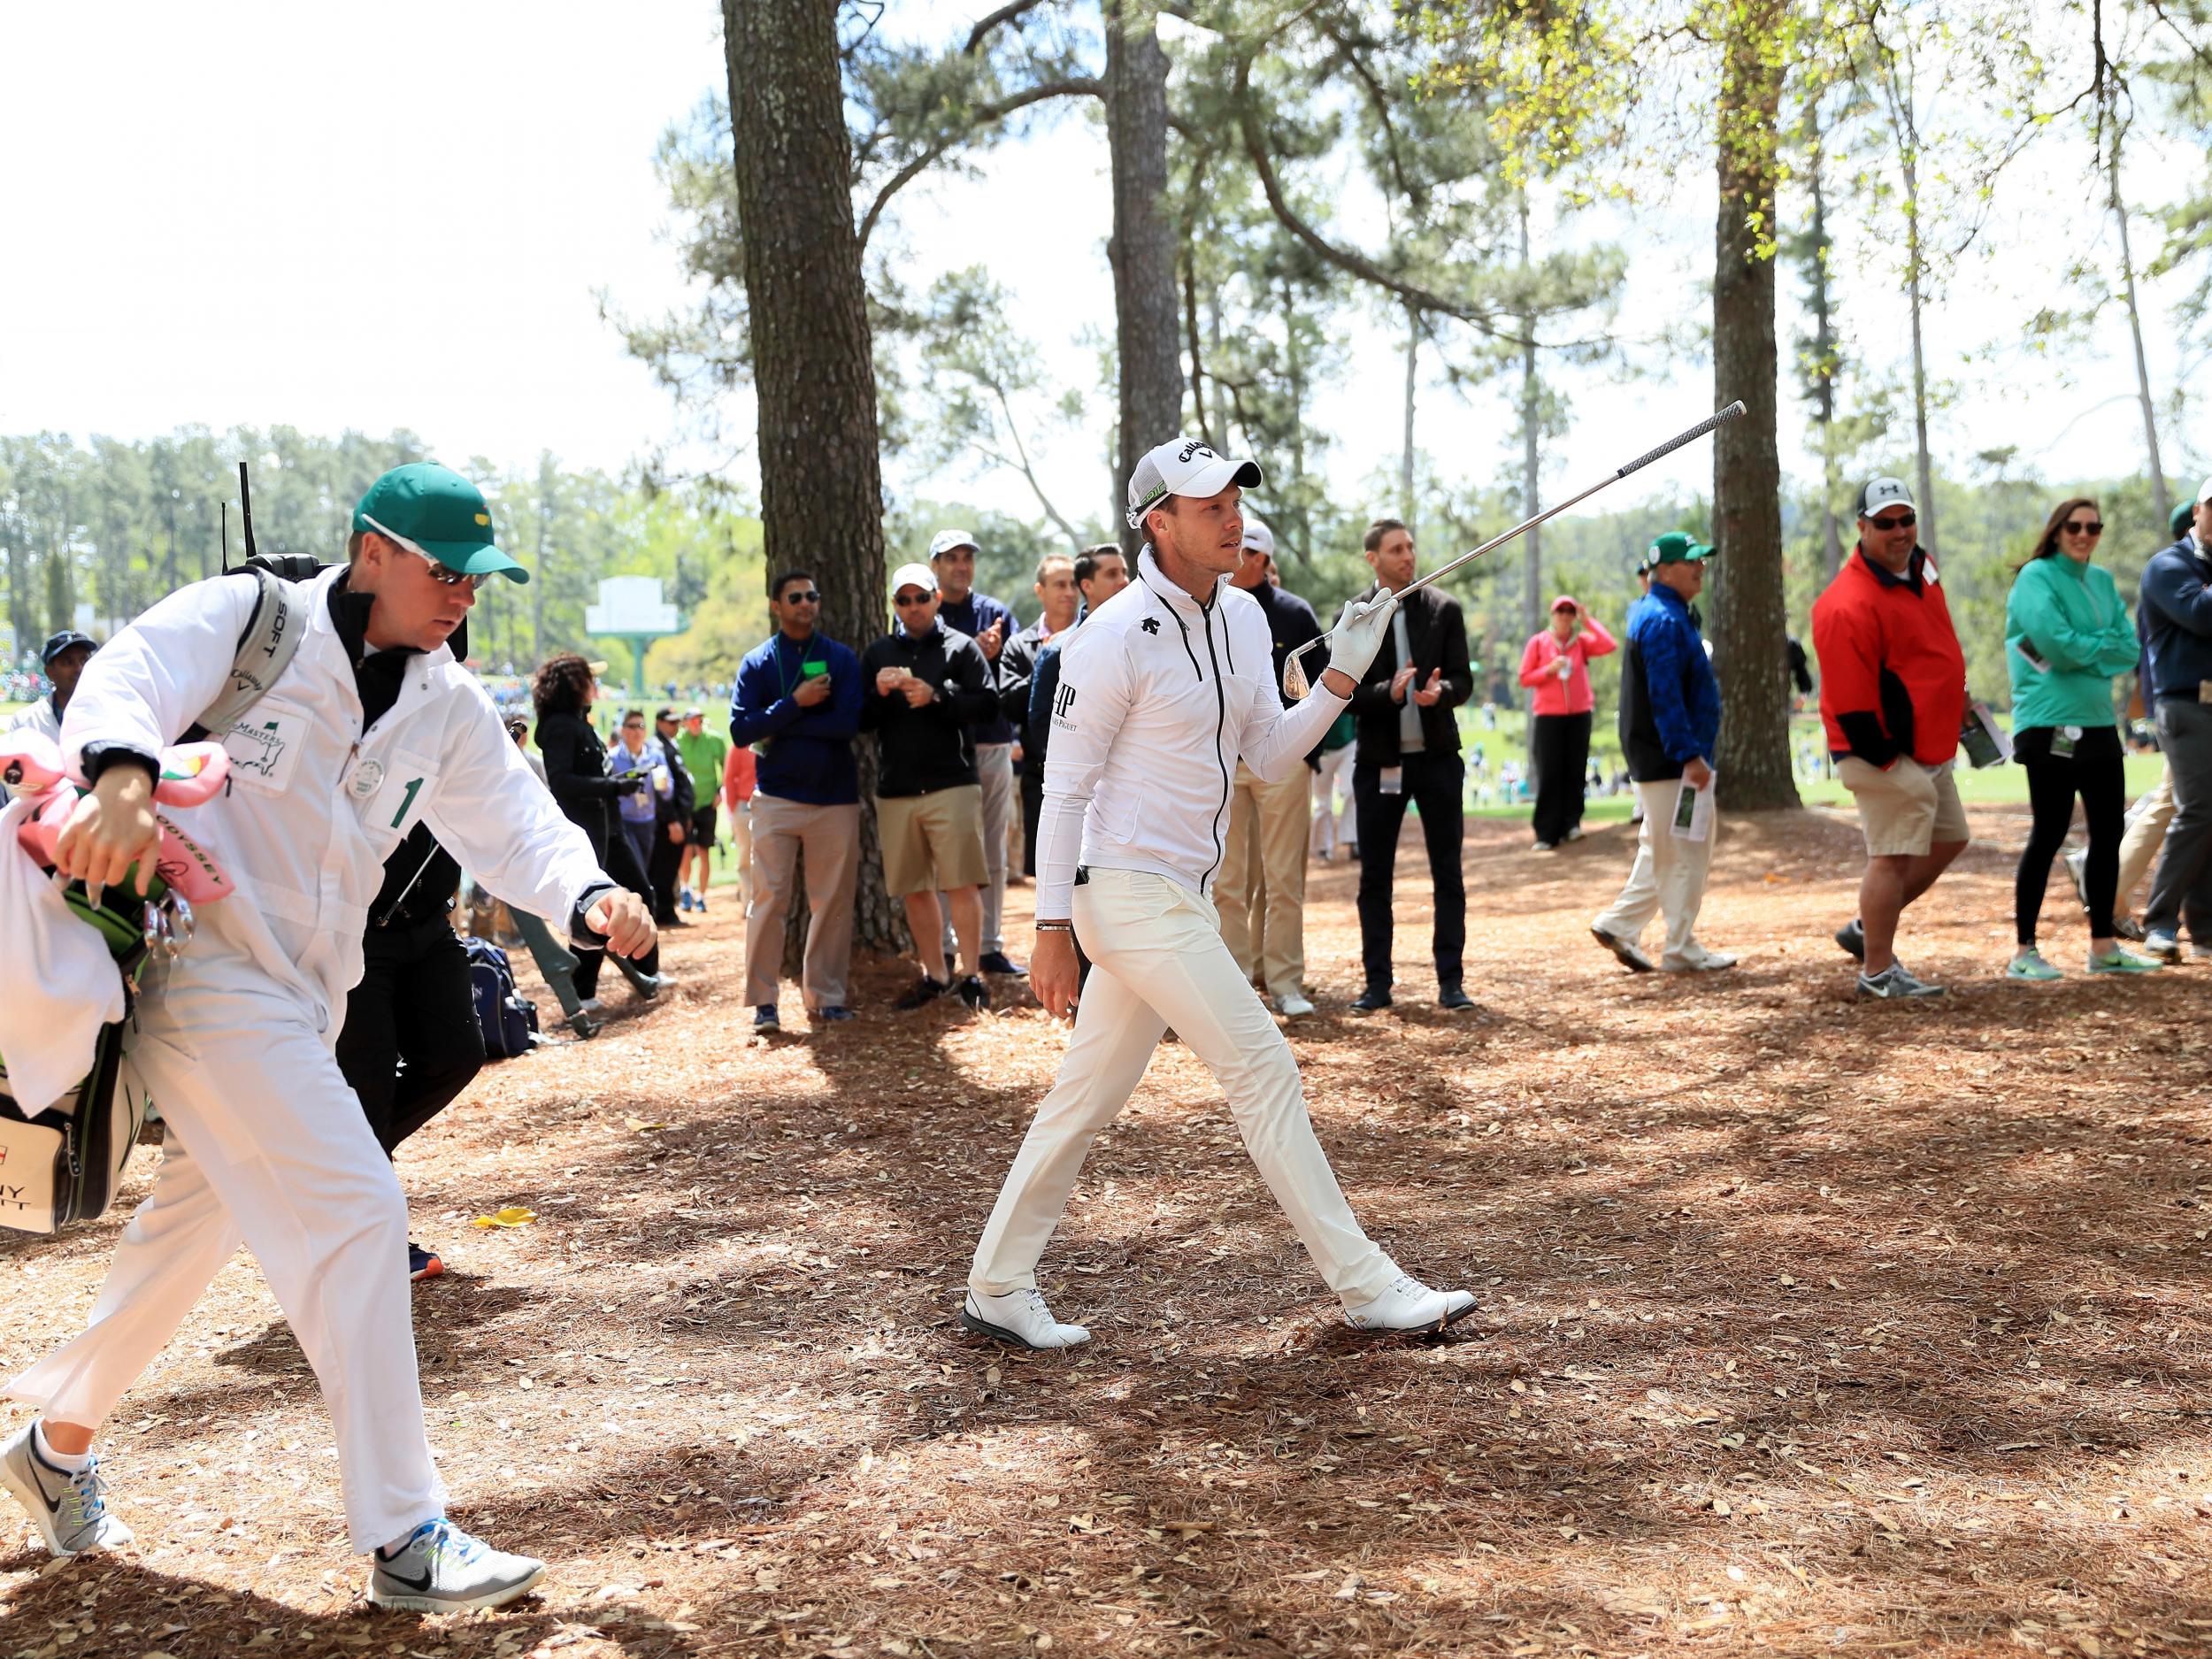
[1125,437,1264,528]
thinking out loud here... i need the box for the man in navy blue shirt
[1591,533,1733,974]
[2137,476,2212,959]
[728,569,864,1032]
[929,528,1025,977]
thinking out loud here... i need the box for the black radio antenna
[238,461,259,564]
[220,500,230,572]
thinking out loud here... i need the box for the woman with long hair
[2002,497,2160,979]
[531,654,666,1003]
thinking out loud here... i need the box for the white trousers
[969,868,1397,1304]
[1310,746,1355,857]
[4,1015,441,1554]
[1591,778,1717,967]
[943,743,1014,957]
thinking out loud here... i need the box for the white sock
[32,1421,91,1473]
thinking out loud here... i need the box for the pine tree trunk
[1401,302,1419,526]
[2109,120,2172,526]
[1104,0,1182,554]
[1902,162,1936,556]
[723,0,904,959]
[1709,0,1800,812]
[1517,198,1541,642]
[1805,122,1845,582]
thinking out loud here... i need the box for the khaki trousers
[1591,778,1717,967]
[2116,761,2175,906]
[744,794,860,1010]
[1214,763,1311,1002]
[969,868,1397,1305]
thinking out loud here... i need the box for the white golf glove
[1327,592,1401,686]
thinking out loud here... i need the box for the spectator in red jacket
[1810,476,1970,999]
[1519,595,1617,850]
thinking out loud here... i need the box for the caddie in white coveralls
[1,464,657,1612]
[962,438,1477,1348]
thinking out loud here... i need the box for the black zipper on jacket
[1197,603,1229,889]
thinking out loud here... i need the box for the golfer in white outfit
[1,464,657,1611]
[963,439,1477,1348]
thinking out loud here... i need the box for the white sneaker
[369,1518,547,1613]
[1276,993,1316,1018]
[959,1287,1091,1349]
[1664,946,1739,972]
[1342,1274,1479,1334]
[0,1424,134,1557]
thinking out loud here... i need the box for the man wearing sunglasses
[1812,475,1970,998]
[8,462,655,1611]
[729,569,864,1031]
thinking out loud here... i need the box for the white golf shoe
[960,1287,1091,1349]
[1342,1274,1479,1334]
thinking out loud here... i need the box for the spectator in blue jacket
[1590,533,1733,973]
[2135,476,2212,961]
[727,569,864,1031]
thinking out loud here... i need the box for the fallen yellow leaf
[472,1205,538,1229]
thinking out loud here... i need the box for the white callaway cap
[1856,476,1916,518]
[1125,437,1263,529]
[927,528,978,559]
[888,561,939,599]
[1240,518,1275,557]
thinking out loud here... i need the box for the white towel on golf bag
[0,795,127,1115]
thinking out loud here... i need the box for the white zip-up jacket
[59,566,608,1042]
[1034,549,1348,920]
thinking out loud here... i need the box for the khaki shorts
[1839,756,1970,857]
[878,785,988,896]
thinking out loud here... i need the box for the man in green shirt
[675,708,730,912]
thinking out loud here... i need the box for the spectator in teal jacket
[2002,495,2162,980]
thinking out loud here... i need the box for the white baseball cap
[1856,476,1916,518]
[1240,518,1275,558]
[927,528,978,560]
[888,561,938,599]
[2196,476,2212,507]
[1125,437,1263,529]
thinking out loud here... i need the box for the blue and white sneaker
[0,1423,134,1556]
[369,1517,546,1613]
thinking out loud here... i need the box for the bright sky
[4,2,2203,541]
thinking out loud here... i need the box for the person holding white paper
[1591,533,1733,973]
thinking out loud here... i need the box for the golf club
[1282,401,1747,700]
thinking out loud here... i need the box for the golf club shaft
[1293,401,1747,666]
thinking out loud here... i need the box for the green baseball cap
[353,463,528,585]
[1648,531,1716,565]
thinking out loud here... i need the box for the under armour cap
[1647,531,1715,565]
[889,561,939,599]
[927,528,978,560]
[354,463,528,585]
[41,630,96,666]
[1856,476,1916,519]
[1240,518,1276,558]
[1125,437,1263,529]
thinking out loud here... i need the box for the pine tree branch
[857,76,1105,250]
[964,0,1053,57]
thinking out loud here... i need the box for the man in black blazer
[1346,518,1475,1010]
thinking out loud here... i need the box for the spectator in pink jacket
[1519,595,1617,850]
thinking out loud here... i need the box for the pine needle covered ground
[6,804,2212,1659]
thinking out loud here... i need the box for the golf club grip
[1614,401,1746,480]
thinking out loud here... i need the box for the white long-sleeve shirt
[59,565,609,1042]
[1033,549,1348,920]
